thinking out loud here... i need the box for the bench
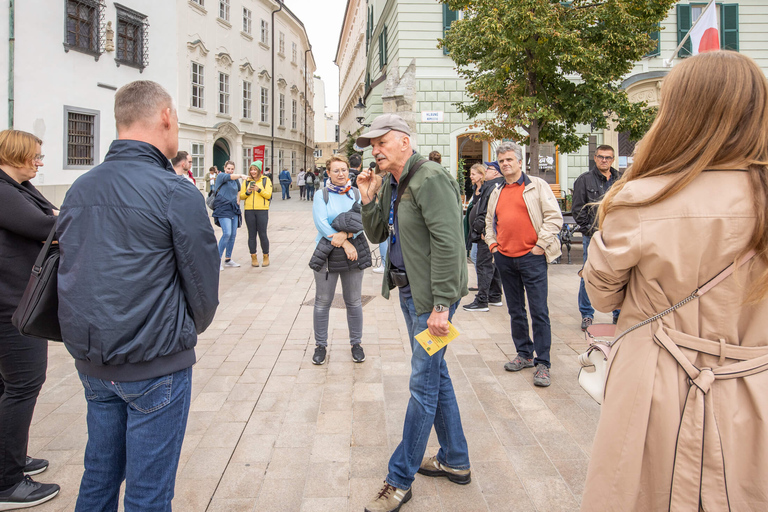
[550,183,563,199]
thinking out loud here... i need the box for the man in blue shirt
[279,168,292,199]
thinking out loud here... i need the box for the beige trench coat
[581,170,768,512]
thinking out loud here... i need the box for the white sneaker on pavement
[372,265,385,274]
[223,259,241,268]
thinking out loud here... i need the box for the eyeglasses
[329,169,348,174]
[34,154,45,162]
[595,155,614,162]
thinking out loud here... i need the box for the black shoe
[0,476,60,509]
[351,343,365,363]
[581,317,593,331]
[462,300,489,312]
[312,346,327,365]
[23,457,48,476]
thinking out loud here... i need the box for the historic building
[335,0,367,150]
[178,0,315,182]
[0,0,178,203]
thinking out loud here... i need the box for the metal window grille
[191,143,205,178]
[67,112,95,166]
[260,87,269,122]
[260,20,269,44]
[219,0,230,21]
[115,4,148,68]
[279,94,285,126]
[291,99,297,129]
[243,8,252,34]
[66,0,105,54]
[243,81,252,119]
[192,62,204,109]
[219,73,230,115]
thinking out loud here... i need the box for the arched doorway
[213,138,231,171]
[458,135,483,198]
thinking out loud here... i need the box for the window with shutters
[366,6,373,53]
[64,106,99,169]
[378,25,388,70]
[442,5,459,55]
[677,3,738,58]
[645,23,660,57]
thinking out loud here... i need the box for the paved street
[29,197,612,512]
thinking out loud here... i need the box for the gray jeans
[313,269,364,347]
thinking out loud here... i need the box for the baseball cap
[484,161,501,173]
[356,114,412,148]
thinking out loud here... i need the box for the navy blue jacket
[58,140,220,381]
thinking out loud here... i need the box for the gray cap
[355,114,412,148]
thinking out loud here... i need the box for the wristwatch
[433,304,448,313]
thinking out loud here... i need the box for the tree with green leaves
[441,0,674,173]
[342,128,364,160]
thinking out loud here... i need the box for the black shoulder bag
[12,223,62,341]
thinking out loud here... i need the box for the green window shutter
[443,4,459,55]
[721,4,739,51]
[366,7,370,52]
[645,24,660,57]
[677,4,692,58]
[379,25,387,69]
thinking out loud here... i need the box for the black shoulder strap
[34,222,58,274]
[393,159,428,222]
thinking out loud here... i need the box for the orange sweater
[490,183,538,257]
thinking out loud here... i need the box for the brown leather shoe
[262,254,270,267]
[251,254,259,267]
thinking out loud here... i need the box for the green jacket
[362,152,468,315]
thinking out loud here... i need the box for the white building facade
[179,0,316,182]
[335,0,367,147]
[0,0,178,204]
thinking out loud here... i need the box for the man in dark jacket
[57,81,220,511]
[571,144,620,330]
[279,168,292,199]
[463,162,504,311]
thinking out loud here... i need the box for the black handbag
[12,224,62,341]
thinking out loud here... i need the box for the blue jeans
[307,186,315,201]
[387,295,469,490]
[75,367,192,512]
[379,240,388,266]
[494,251,552,367]
[579,235,620,321]
[281,183,291,199]
[217,216,237,259]
[470,243,477,265]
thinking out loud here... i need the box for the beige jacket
[484,173,563,262]
[581,170,768,511]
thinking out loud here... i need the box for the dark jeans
[474,242,502,304]
[299,185,306,199]
[0,322,47,489]
[244,210,269,255]
[494,251,552,367]
[281,183,291,199]
[307,186,315,201]
[579,235,620,321]
[75,367,192,512]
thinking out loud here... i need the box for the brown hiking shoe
[251,254,259,267]
[417,455,471,484]
[262,254,270,267]
[364,482,412,512]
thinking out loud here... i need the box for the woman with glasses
[308,155,371,365]
[0,130,60,509]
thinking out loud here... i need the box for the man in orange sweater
[484,142,563,387]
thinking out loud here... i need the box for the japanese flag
[689,2,720,55]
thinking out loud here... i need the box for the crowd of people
[2,50,768,512]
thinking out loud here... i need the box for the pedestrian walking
[571,145,620,330]
[279,168,292,199]
[581,51,768,512]
[297,168,306,200]
[357,114,470,512]
[206,166,218,196]
[0,130,60,510]
[213,161,248,270]
[239,161,272,268]
[308,155,371,365]
[484,141,563,387]
[305,169,316,201]
[57,80,220,512]
[171,151,196,185]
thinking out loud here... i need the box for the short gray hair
[115,80,174,129]
[392,130,418,152]
[496,141,522,162]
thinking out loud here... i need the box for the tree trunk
[528,119,540,175]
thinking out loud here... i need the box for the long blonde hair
[599,51,768,301]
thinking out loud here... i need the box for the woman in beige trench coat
[580,51,768,511]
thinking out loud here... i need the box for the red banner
[253,145,265,167]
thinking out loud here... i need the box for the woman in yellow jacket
[239,161,272,267]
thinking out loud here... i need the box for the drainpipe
[304,47,311,171]
[270,0,283,174]
[8,0,15,128]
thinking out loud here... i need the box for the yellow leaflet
[415,323,461,356]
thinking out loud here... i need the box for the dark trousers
[299,185,306,199]
[0,322,47,489]
[244,210,270,255]
[281,183,291,199]
[493,251,552,367]
[475,242,502,304]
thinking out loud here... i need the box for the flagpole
[663,0,717,68]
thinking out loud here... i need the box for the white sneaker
[223,259,241,268]
[372,265,385,274]
[220,263,224,271]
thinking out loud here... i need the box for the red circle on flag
[699,28,720,53]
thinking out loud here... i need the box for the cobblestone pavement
[29,197,613,512]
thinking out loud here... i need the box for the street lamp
[354,98,370,127]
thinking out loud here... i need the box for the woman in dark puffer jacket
[309,155,371,366]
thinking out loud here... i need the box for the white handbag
[578,250,756,404]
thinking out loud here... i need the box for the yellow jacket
[239,176,273,210]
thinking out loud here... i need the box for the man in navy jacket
[58,81,220,512]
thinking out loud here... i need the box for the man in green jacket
[356,114,470,512]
